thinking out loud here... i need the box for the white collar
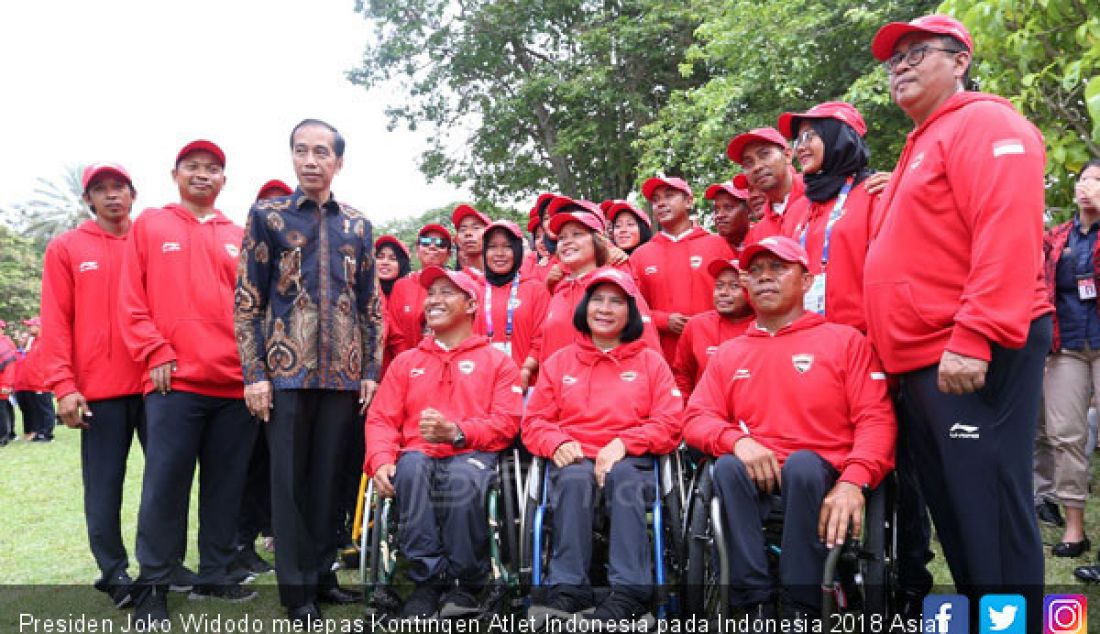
[660,225,696,242]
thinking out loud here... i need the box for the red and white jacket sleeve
[839,335,897,488]
[38,241,78,398]
[683,353,743,457]
[617,352,682,456]
[119,217,175,369]
[944,104,1047,360]
[364,354,407,475]
[456,357,523,452]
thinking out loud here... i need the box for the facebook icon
[923,595,969,634]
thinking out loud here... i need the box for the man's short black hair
[940,35,974,90]
[290,119,346,158]
[572,285,645,344]
[1083,158,1100,175]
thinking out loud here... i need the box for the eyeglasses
[882,45,964,73]
[418,237,450,249]
[792,129,819,150]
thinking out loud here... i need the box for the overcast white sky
[0,0,468,227]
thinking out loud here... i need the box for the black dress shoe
[288,603,323,627]
[1037,500,1066,527]
[318,584,362,605]
[1075,564,1100,583]
[1053,537,1091,558]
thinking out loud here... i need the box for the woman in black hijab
[775,101,877,332]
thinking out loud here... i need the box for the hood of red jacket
[573,335,649,366]
[746,311,825,338]
[913,92,1018,139]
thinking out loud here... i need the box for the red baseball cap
[419,266,481,301]
[641,177,693,201]
[418,223,453,242]
[704,182,750,202]
[706,258,742,278]
[176,139,226,167]
[484,219,524,240]
[583,267,641,300]
[81,162,133,191]
[726,127,789,165]
[777,102,868,139]
[548,210,606,236]
[451,204,491,228]
[374,235,410,258]
[871,14,973,62]
[255,179,293,200]
[733,173,751,190]
[740,236,810,269]
[605,200,652,229]
[546,195,606,220]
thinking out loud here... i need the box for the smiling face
[794,120,825,175]
[375,245,400,281]
[172,150,225,206]
[611,212,641,250]
[741,142,792,196]
[745,253,811,316]
[586,282,629,343]
[888,33,969,125]
[485,229,515,275]
[424,277,475,331]
[417,230,451,268]
[713,268,749,316]
[556,221,597,270]
[651,185,692,231]
[83,174,134,224]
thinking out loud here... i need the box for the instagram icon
[1044,595,1087,634]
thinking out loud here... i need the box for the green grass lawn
[3,415,1100,631]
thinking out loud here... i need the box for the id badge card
[492,341,513,356]
[804,273,827,314]
[1078,275,1097,300]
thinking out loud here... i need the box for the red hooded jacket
[744,170,806,244]
[386,270,428,356]
[672,310,752,402]
[119,205,245,398]
[473,276,550,367]
[537,265,660,363]
[523,337,682,459]
[630,226,735,362]
[864,92,1051,373]
[785,182,877,333]
[0,334,16,398]
[13,338,49,392]
[39,220,145,401]
[683,312,895,488]
[364,334,522,475]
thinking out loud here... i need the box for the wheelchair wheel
[518,457,545,591]
[822,473,897,621]
[682,464,728,621]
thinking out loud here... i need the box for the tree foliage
[939,0,1100,219]
[635,0,939,213]
[0,224,43,325]
[349,0,701,202]
[0,164,90,250]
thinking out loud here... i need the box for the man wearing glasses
[387,224,456,355]
[863,14,1051,613]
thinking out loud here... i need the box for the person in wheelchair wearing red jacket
[522,268,683,626]
[683,236,895,623]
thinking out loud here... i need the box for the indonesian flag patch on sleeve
[992,139,1025,157]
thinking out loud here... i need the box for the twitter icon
[981,594,1026,634]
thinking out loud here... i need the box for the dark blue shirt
[235,190,382,390]
[1055,216,1100,350]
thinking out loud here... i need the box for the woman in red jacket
[523,268,682,626]
[474,220,550,391]
[604,200,652,255]
[375,235,411,379]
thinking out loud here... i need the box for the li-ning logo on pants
[949,422,980,440]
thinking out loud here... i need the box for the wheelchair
[681,457,897,624]
[354,448,525,619]
[518,451,687,621]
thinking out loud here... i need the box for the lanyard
[800,177,854,266]
[485,276,520,340]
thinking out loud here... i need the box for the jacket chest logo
[620,371,637,382]
[689,256,702,269]
[508,298,523,309]
[644,266,658,275]
[410,368,425,378]
[705,346,718,356]
[733,368,751,380]
[792,353,814,374]
[225,244,240,258]
[458,360,476,375]
[908,152,925,171]
[78,261,99,273]
[161,241,182,253]
[562,375,577,385]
